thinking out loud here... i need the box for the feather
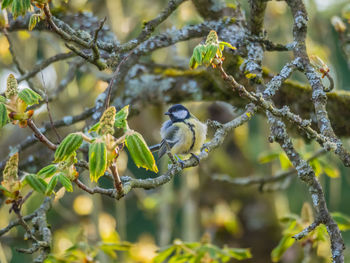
[158,123,180,160]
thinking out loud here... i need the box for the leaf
[24,174,47,194]
[37,164,58,179]
[89,105,129,133]
[154,246,176,263]
[310,159,322,177]
[331,212,350,231]
[114,105,129,130]
[0,185,13,198]
[279,153,292,170]
[258,152,279,163]
[1,0,14,9]
[203,44,218,66]
[18,88,42,106]
[0,95,6,103]
[219,41,236,51]
[54,133,83,162]
[126,132,158,173]
[271,235,295,262]
[89,141,107,182]
[226,248,252,260]
[58,173,73,192]
[28,14,39,31]
[278,214,298,224]
[323,165,340,178]
[0,103,8,128]
[189,55,198,70]
[45,175,58,195]
[9,0,31,18]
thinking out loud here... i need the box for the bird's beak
[165,112,170,115]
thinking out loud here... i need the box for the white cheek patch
[173,110,188,119]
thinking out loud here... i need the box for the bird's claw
[190,153,200,164]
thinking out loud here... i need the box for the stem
[27,119,57,151]
[109,163,123,194]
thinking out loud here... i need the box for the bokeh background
[0,0,350,262]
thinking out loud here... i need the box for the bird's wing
[158,123,180,160]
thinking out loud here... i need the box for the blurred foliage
[1,0,350,263]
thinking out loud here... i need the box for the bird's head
[165,104,190,122]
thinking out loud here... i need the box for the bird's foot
[190,153,200,165]
[175,155,185,168]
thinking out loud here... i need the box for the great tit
[158,104,207,162]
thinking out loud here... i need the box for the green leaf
[58,173,73,192]
[89,105,129,133]
[226,248,252,260]
[331,212,350,231]
[18,88,42,106]
[45,175,58,195]
[278,214,299,224]
[10,0,31,18]
[0,103,9,128]
[279,153,292,170]
[310,159,322,177]
[0,95,6,103]
[189,55,198,69]
[154,246,176,263]
[126,132,158,173]
[114,105,129,130]
[1,0,14,9]
[88,122,100,133]
[0,185,13,197]
[258,152,279,164]
[54,133,83,162]
[323,165,340,178]
[271,235,295,262]
[28,14,39,31]
[37,164,58,179]
[24,174,47,194]
[219,41,236,51]
[89,141,107,182]
[203,44,218,66]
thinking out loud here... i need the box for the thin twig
[27,119,57,151]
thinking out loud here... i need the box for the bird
[157,104,207,165]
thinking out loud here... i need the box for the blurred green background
[0,0,350,262]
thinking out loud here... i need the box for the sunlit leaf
[114,105,129,130]
[219,41,236,51]
[279,153,292,170]
[45,175,58,195]
[37,164,58,179]
[18,88,42,106]
[89,105,129,133]
[203,44,218,66]
[258,152,279,164]
[154,246,176,263]
[28,14,39,31]
[226,248,252,260]
[331,212,350,231]
[189,55,198,69]
[54,133,83,162]
[126,132,158,173]
[310,159,322,177]
[0,103,9,128]
[24,174,47,194]
[89,141,107,182]
[58,173,73,192]
[271,235,295,262]
[323,165,339,178]
[0,95,6,103]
